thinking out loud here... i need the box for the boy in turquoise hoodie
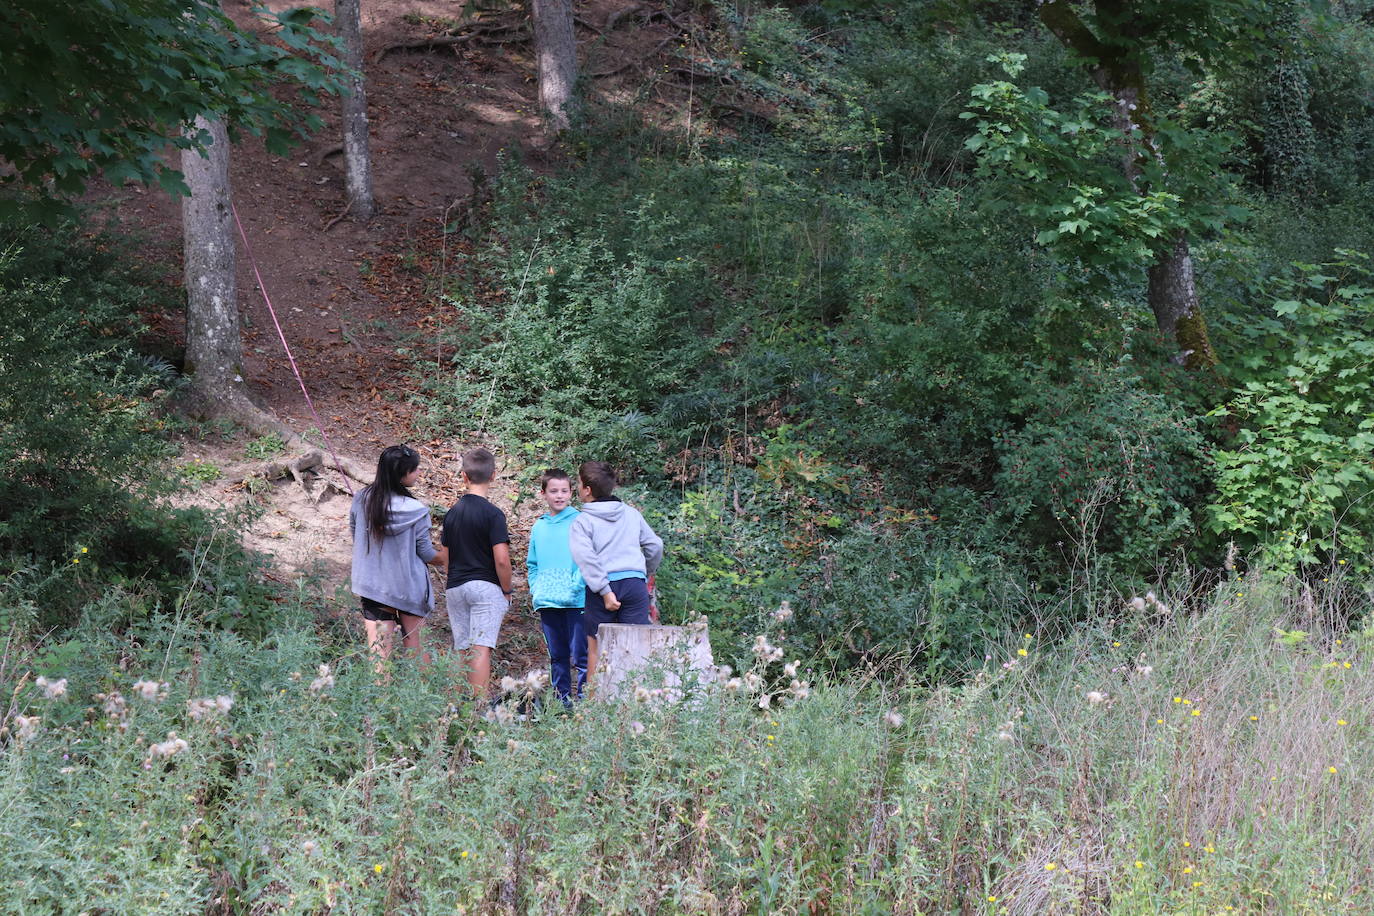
[526,468,587,702]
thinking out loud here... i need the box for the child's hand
[603,590,622,612]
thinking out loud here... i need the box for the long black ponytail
[363,445,420,547]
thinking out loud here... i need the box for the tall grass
[1,571,1370,913]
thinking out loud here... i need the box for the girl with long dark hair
[349,445,447,665]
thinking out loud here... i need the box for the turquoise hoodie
[526,506,585,609]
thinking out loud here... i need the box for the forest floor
[90,0,700,675]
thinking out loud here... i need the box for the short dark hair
[539,468,570,491]
[578,460,618,501]
[462,447,496,484]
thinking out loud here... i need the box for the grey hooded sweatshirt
[349,490,437,616]
[568,500,664,597]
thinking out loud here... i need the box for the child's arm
[493,543,513,598]
[525,525,539,588]
[414,515,440,566]
[639,515,664,576]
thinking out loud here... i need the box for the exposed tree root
[590,34,679,78]
[235,450,350,506]
[314,142,344,166]
[321,206,351,232]
[373,18,528,63]
[175,385,373,499]
[604,3,645,32]
[573,14,604,35]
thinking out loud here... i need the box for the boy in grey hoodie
[568,461,664,683]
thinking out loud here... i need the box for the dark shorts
[583,577,651,638]
[361,597,408,624]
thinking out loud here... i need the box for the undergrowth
[2,569,1369,914]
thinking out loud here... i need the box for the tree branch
[1037,0,1112,65]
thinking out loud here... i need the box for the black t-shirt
[441,494,510,589]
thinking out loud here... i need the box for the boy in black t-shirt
[441,447,512,696]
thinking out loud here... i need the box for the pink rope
[229,199,354,495]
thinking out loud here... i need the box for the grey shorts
[446,580,508,650]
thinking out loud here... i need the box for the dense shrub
[995,361,1210,578]
[1209,254,1374,570]
[413,0,1374,669]
[0,221,274,631]
[0,228,175,585]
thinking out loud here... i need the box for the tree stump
[595,623,716,701]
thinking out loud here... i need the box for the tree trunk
[337,0,375,220]
[179,118,373,485]
[1147,232,1214,368]
[182,115,252,410]
[1262,0,1316,197]
[531,0,577,132]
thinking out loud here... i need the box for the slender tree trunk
[179,116,372,481]
[338,0,374,220]
[182,115,252,409]
[531,0,577,132]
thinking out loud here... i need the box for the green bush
[1209,253,1374,569]
[0,229,176,589]
[996,360,1210,578]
